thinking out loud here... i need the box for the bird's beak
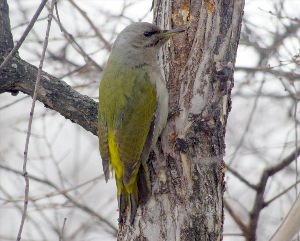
[158,27,185,38]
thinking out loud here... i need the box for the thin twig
[267,146,300,175]
[236,66,300,83]
[48,7,103,72]
[68,0,111,51]
[54,1,63,32]
[294,96,299,198]
[59,30,103,71]
[270,194,300,241]
[11,17,48,30]
[59,218,67,241]
[0,185,48,241]
[31,175,103,201]
[0,164,117,235]
[16,1,56,241]
[229,79,265,164]
[0,0,48,71]
[226,165,257,190]
[0,96,29,110]
[224,199,249,236]
[264,179,300,208]
[248,146,300,241]
[1,175,103,203]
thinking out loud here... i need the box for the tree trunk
[117,0,244,240]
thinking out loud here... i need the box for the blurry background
[0,0,299,240]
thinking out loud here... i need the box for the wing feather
[98,58,157,187]
[115,72,157,184]
[98,115,110,182]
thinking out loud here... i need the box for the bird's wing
[115,71,157,185]
[98,116,110,182]
[98,59,157,186]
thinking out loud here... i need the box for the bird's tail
[117,181,138,225]
[117,165,150,225]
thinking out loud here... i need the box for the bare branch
[270,194,300,241]
[0,0,48,71]
[0,164,117,235]
[0,96,29,110]
[0,56,98,135]
[236,66,300,83]
[226,165,257,190]
[0,185,48,241]
[49,10,103,72]
[59,218,67,241]
[16,1,56,240]
[248,146,300,240]
[264,180,300,208]
[229,80,265,164]
[224,199,249,237]
[68,0,111,51]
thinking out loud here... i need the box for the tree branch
[0,0,48,70]
[0,0,14,54]
[0,164,117,234]
[236,66,300,82]
[224,199,249,237]
[248,146,300,241]
[16,1,56,240]
[68,0,111,51]
[0,56,98,135]
[226,165,257,190]
[0,0,98,136]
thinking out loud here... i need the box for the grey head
[111,22,185,67]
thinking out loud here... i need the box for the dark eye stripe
[143,30,159,37]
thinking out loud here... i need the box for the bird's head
[111,22,185,64]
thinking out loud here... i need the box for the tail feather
[117,164,151,225]
[118,192,138,225]
[118,191,127,224]
[118,189,138,224]
[129,193,138,224]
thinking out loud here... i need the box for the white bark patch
[141,197,162,240]
[141,195,181,241]
[189,9,221,115]
[190,54,211,109]
[221,95,228,125]
[158,169,167,183]
[180,152,193,189]
[41,74,50,81]
[206,210,215,232]
[163,198,176,240]
[37,87,48,99]
[189,91,206,114]
[194,155,224,165]
[175,111,192,136]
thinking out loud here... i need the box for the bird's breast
[146,67,169,146]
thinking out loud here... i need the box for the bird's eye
[143,31,153,37]
[143,31,158,37]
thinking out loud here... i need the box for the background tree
[0,0,299,241]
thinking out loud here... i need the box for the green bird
[98,22,184,224]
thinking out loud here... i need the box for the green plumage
[98,56,157,223]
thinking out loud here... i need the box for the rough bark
[0,57,98,135]
[0,0,13,56]
[0,0,244,240]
